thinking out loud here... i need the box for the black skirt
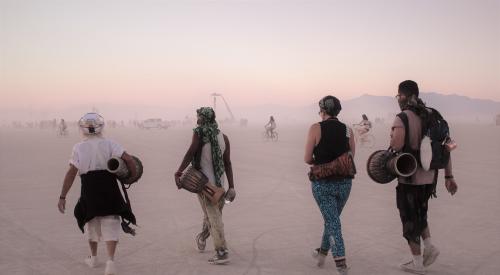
[74,170,136,233]
[396,183,434,244]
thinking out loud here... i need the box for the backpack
[397,107,450,171]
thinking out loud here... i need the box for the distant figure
[175,107,236,265]
[239,118,248,127]
[354,114,372,136]
[58,119,68,136]
[390,80,457,274]
[304,95,355,274]
[57,112,138,275]
[264,116,276,137]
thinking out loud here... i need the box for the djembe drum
[179,166,225,205]
[107,155,144,185]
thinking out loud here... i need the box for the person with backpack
[390,80,458,274]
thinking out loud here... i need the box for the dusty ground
[1,122,499,275]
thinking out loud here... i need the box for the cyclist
[264,116,277,138]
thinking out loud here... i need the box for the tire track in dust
[241,226,290,275]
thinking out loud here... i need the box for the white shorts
[85,215,121,242]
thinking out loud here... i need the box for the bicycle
[352,124,375,148]
[262,129,279,141]
[57,126,68,137]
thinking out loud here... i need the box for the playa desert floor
[1,123,499,275]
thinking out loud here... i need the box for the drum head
[366,150,396,184]
[420,136,432,171]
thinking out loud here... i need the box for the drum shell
[179,167,208,193]
[107,155,144,184]
[202,183,226,205]
[367,150,417,184]
[386,153,417,177]
[367,150,396,184]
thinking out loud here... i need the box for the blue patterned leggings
[311,179,352,258]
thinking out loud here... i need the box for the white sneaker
[311,248,327,267]
[208,250,230,265]
[400,260,426,274]
[335,258,349,275]
[104,260,116,275]
[84,256,98,268]
[423,245,440,267]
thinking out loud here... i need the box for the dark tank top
[313,118,349,165]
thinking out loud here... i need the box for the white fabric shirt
[199,132,226,188]
[70,136,125,175]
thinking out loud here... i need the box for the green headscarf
[193,107,225,187]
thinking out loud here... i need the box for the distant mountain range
[340,93,500,123]
[2,92,499,124]
[236,93,500,125]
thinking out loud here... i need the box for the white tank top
[199,132,226,187]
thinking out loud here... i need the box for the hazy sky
[1,0,499,113]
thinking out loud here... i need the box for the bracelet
[445,175,454,179]
[59,196,66,200]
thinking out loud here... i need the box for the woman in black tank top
[304,96,355,274]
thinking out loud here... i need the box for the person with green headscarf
[174,107,235,265]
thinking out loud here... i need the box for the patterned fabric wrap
[308,152,356,180]
[193,107,225,187]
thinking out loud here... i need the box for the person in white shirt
[57,113,137,275]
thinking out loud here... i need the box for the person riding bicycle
[354,114,372,137]
[265,116,277,138]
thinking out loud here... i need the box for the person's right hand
[225,188,236,202]
[174,171,183,189]
[58,198,66,214]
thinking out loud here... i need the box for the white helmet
[79,112,105,135]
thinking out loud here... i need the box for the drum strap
[119,180,136,235]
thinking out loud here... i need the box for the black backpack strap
[396,112,411,153]
[397,111,422,168]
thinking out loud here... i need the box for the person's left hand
[445,178,458,195]
[58,198,66,214]
[225,188,236,202]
